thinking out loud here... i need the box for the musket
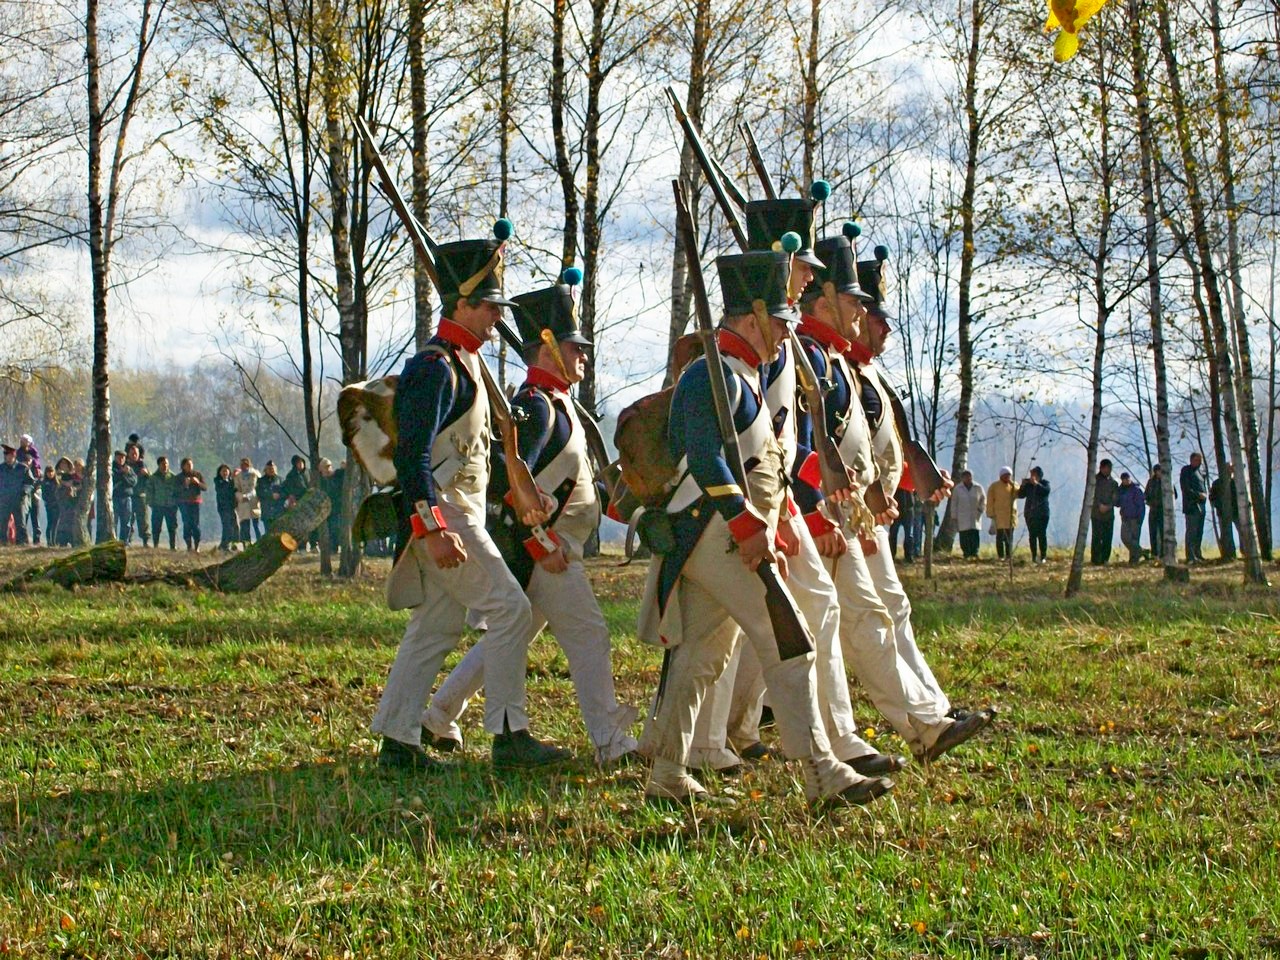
[739,122,777,200]
[665,87,748,248]
[673,179,812,661]
[355,116,549,529]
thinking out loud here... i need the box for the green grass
[1,546,1278,958]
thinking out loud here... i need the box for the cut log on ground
[0,540,127,592]
[145,531,299,593]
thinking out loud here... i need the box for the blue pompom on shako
[434,218,517,307]
[562,266,583,286]
[809,179,832,203]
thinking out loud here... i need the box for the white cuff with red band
[412,501,446,537]
[523,526,562,560]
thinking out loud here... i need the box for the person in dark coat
[281,455,315,549]
[0,444,34,544]
[51,458,79,546]
[1117,472,1146,565]
[39,466,60,546]
[1090,458,1119,565]
[149,456,180,550]
[1209,463,1239,561]
[214,464,238,551]
[1017,466,1051,563]
[888,487,917,562]
[176,457,207,552]
[256,460,286,529]
[318,458,346,551]
[111,450,138,542]
[126,443,151,547]
[1179,453,1207,563]
[16,435,41,543]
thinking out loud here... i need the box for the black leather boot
[491,722,572,769]
[377,736,441,772]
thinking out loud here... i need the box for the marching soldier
[792,229,989,762]
[688,189,905,778]
[372,222,571,772]
[851,244,992,734]
[638,248,893,806]
[421,269,640,766]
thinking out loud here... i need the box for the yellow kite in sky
[1046,0,1110,62]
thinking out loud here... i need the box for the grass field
[0,545,1277,959]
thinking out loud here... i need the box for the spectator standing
[256,460,286,529]
[233,458,262,543]
[39,466,60,546]
[986,466,1019,560]
[16,435,41,543]
[889,487,917,562]
[1209,464,1239,561]
[52,458,79,546]
[150,456,180,550]
[0,444,33,544]
[318,458,346,550]
[952,470,986,559]
[126,443,150,547]
[110,450,137,542]
[214,464,238,551]
[281,455,315,550]
[1117,472,1146,565]
[1090,458,1120,565]
[1144,464,1170,560]
[176,457,207,552]
[1179,452,1208,564]
[1017,466,1052,564]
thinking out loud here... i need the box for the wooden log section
[0,540,127,592]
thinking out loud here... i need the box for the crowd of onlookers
[0,432,347,552]
[944,454,1245,565]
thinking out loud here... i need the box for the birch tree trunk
[408,0,433,350]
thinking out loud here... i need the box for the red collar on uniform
[717,328,761,367]
[525,365,570,393]
[437,318,484,353]
[798,315,850,354]
[845,339,874,366]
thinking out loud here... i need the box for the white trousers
[371,499,533,744]
[422,549,637,763]
[863,524,951,715]
[642,514,836,767]
[689,520,874,764]
[825,533,949,754]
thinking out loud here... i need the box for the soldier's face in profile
[560,341,587,383]
[766,317,787,361]
[867,307,891,353]
[455,298,502,340]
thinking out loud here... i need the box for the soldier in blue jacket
[420,269,639,766]
[636,250,893,807]
[372,221,570,772]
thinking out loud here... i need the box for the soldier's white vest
[826,351,878,490]
[431,348,491,518]
[534,386,600,546]
[765,341,798,466]
[859,360,904,498]
[668,355,776,515]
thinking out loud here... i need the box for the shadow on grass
[0,756,682,882]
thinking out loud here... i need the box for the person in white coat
[952,470,986,559]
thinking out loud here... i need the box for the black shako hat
[512,267,593,350]
[800,222,872,305]
[434,219,517,307]
[744,180,832,269]
[717,251,800,323]
[856,243,894,318]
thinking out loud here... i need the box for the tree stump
[157,531,299,593]
[1,540,127,592]
[1164,563,1191,584]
